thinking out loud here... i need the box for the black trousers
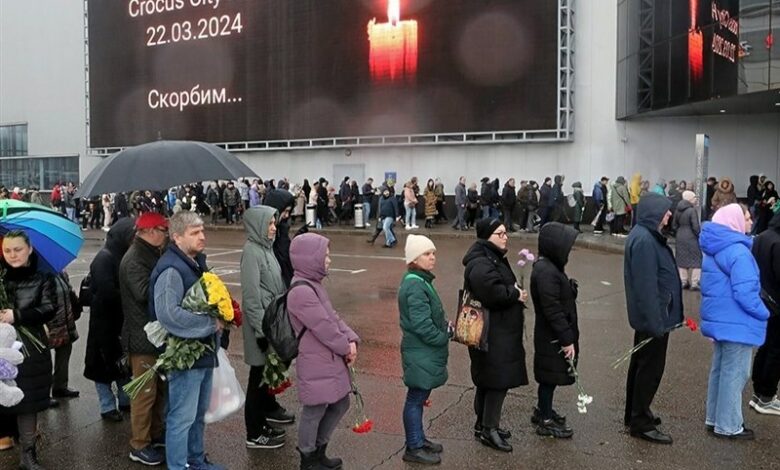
[245,365,282,439]
[537,384,557,420]
[474,387,508,429]
[625,332,669,433]
[753,315,780,399]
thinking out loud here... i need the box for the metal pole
[694,134,709,220]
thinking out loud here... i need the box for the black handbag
[78,273,92,308]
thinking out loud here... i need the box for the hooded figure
[262,189,299,287]
[622,193,682,443]
[747,175,760,208]
[711,177,737,211]
[84,218,136,407]
[673,191,702,288]
[530,222,579,438]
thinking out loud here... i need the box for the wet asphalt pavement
[2,226,779,470]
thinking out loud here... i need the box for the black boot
[402,446,441,465]
[479,429,512,452]
[298,448,325,470]
[536,419,573,439]
[20,446,46,470]
[316,444,343,469]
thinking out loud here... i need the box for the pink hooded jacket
[288,233,360,406]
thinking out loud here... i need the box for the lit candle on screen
[688,0,703,83]
[367,0,418,82]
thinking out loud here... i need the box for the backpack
[78,272,92,308]
[262,280,314,363]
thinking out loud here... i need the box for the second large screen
[88,0,559,148]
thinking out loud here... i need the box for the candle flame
[388,0,400,25]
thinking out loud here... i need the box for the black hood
[462,239,505,266]
[538,222,578,270]
[263,189,295,214]
[676,199,693,213]
[105,216,136,258]
[750,175,759,186]
[554,175,563,185]
[637,193,672,231]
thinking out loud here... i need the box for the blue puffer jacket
[700,222,769,346]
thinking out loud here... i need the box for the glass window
[0,156,78,190]
[0,124,29,157]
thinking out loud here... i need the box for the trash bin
[305,204,316,227]
[354,204,364,228]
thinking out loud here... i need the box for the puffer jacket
[398,269,449,391]
[0,253,57,415]
[263,189,297,287]
[223,186,240,207]
[700,222,769,346]
[241,207,286,367]
[288,233,359,406]
[119,236,163,355]
[711,178,737,211]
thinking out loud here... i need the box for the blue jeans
[363,200,372,224]
[166,367,213,470]
[405,206,417,227]
[95,379,130,414]
[706,341,753,435]
[403,388,431,449]
[382,217,396,246]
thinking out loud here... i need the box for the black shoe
[402,447,441,465]
[266,407,295,425]
[48,398,60,409]
[298,448,325,470]
[536,419,573,439]
[246,427,285,449]
[531,407,566,426]
[473,423,511,440]
[101,409,123,422]
[422,439,443,453]
[52,388,79,399]
[19,446,45,470]
[630,429,673,445]
[713,428,755,440]
[316,444,342,469]
[478,429,512,453]
[706,425,715,434]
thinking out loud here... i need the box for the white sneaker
[412,224,420,229]
[749,396,780,416]
[405,225,412,230]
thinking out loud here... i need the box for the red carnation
[685,317,699,332]
[352,419,374,434]
[231,299,243,327]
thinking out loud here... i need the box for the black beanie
[476,218,503,240]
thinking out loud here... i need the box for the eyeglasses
[492,231,508,239]
[154,227,168,234]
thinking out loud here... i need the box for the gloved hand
[257,337,269,352]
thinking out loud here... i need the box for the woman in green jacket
[398,234,451,466]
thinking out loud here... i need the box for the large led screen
[87,0,559,148]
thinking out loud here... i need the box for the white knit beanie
[405,234,436,265]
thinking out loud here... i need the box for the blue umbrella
[0,200,84,273]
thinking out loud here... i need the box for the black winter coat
[0,253,57,415]
[463,240,529,389]
[501,184,516,210]
[753,212,780,309]
[119,237,162,355]
[531,223,579,386]
[263,189,297,287]
[84,218,135,383]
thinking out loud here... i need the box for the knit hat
[135,212,168,230]
[682,190,696,203]
[405,234,436,265]
[476,218,502,240]
[712,203,745,234]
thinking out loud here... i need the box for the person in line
[317,179,329,227]
[531,222,579,439]
[150,211,226,470]
[362,178,375,226]
[0,231,58,469]
[119,212,169,466]
[516,181,529,232]
[501,178,517,232]
[525,181,540,233]
[711,177,737,212]
[241,207,289,450]
[288,233,359,470]
[609,176,631,237]
[623,193,682,444]
[551,175,566,223]
[463,219,529,453]
[571,182,585,233]
[223,181,241,224]
[673,191,702,290]
[750,204,780,415]
[538,177,553,226]
[423,179,437,229]
[630,173,642,227]
[404,182,419,230]
[452,176,467,231]
[47,272,81,406]
[705,177,718,221]
[84,218,135,422]
[465,183,480,229]
[263,189,300,290]
[206,183,220,225]
[592,177,609,235]
[433,179,447,224]
[755,181,778,234]
[398,235,450,465]
[700,204,769,439]
[747,175,761,225]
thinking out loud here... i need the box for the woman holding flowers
[530,222,579,439]
[398,235,450,465]
[700,203,769,439]
[240,206,288,450]
[0,230,58,468]
[288,233,359,470]
[462,218,529,453]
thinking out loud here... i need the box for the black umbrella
[77,140,257,197]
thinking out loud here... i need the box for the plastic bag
[205,348,246,423]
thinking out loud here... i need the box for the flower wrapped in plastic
[262,351,292,395]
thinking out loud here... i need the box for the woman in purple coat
[288,233,360,470]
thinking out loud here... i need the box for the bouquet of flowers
[123,272,238,400]
[561,349,593,414]
[349,366,373,434]
[0,266,45,356]
[611,318,698,369]
[515,248,536,288]
[263,352,292,395]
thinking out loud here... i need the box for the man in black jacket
[623,193,682,445]
[750,209,780,415]
[539,177,553,226]
[119,212,169,466]
[501,179,517,232]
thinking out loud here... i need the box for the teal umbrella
[0,200,84,272]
